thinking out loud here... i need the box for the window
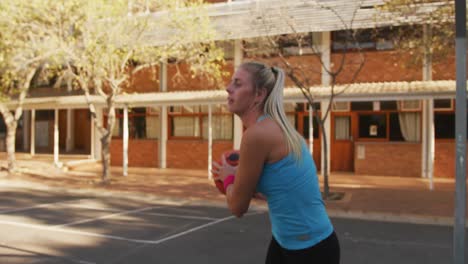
[351,102,373,111]
[278,32,319,56]
[302,114,320,139]
[169,104,233,140]
[296,102,321,112]
[380,101,397,111]
[434,113,455,139]
[399,100,421,111]
[335,116,350,140]
[434,99,453,111]
[332,27,395,52]
[171,116,200,137]
[36,110,55,120]
[353,100,421,142]
[358,114,387,139]
[112,107,160,139]
[202,115,233,140]
[333,102,350,112]
[434,102,468,139]
[389,113,405,141]
[284,103,297,128]
[295,103,320,139]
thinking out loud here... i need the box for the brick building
[1,0,463,179]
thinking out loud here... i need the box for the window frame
[434,99,454,111]
[398,100,422,111]
[356,107,422,142]
[168,105,233,141]
[295,102,321,140]
[105,107,160,140]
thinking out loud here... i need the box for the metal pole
[453,0,466,263]
[208,104,213,179]
[309,104,314,154]
[30,109,35,156]
[159,62,168,169]
[123,106,129,177]
[54,108,59,166]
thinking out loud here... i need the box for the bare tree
[57,0,225,183]
[0,0,70,172]
[245,1,367,199]
[377,0,455,67]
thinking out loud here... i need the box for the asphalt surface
[0,181,466,264]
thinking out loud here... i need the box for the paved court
[0,182,271,264]
[1,180,465,264]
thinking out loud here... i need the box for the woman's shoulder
[249,118,281,136]
[243,122,267,141]
[245,119,285,150]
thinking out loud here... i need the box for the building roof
[144,0,449,44]
[11,80,462,110]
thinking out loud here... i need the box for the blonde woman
[212,61,340,263]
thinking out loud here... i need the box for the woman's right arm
[225,126,270,217]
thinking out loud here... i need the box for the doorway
[331,112,357,171]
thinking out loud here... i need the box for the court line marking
[0,199,89,214]
[63,204,123,212]
[142,212,219,221]
[0,216,232,245]
[0,211,265,245]
[63,204,221,221]
[53,205,164,228]
[107,211,266,264]
[145,210,265,245]
[62,204,219,221]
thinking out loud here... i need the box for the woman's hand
[211,153,237,182]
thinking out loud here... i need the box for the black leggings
[265,231,340,264]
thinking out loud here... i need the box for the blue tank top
[256,137,333,250]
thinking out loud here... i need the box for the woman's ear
[256,87,267,104]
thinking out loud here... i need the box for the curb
[327,209,468,227]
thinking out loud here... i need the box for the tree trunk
[0,106,18,172]
[321,124,330,198]
[5,120,18,172]
[100,101,116,183]
[101,134,111,183]
[0,70,35,173]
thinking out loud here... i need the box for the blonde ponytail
[263,67,304,161]
[240,62,304,161]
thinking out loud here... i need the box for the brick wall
[109,137,465,178]
[110,139,159,167]
[333,50,422,83]
[128,66,160,93]
[166,62,234,92]
[433,52,456,80]
[247,50,422,85]
[354,140,468,178]
[109,137,323,171]
[167,140,234,169]
[434,140,468,178]
[123,50,453,95]
[354,142,421,177]
[110,139,233,169]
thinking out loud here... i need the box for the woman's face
[225,68,259,116]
